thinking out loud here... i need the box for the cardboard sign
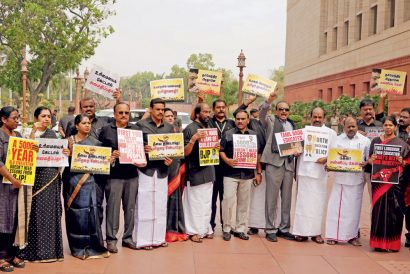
[148,133,184,160]
[371,144,401,184]
[84,65,120,99]
[275,129,303,157]
[243,74,277,98]
[379,69,407,95]
[196,70,222,96]
[233,134,258,169]
[198,128,219,166]
[327,148,363,173]
[36,138,69,167]
[365,127,384,140]
[303,126,331,162]
[150,78,184,102]
[71,145,111,174]
[3,137,37,186]
[117,128,146,165]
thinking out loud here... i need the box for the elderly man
[260,92,296,242]
[325,117,370,246]
[292,107,337,243]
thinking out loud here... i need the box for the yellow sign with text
[196,70,222,96]
[70,145,112,175]
[327,148,363,173]
[243,74,277,98]
[148,133,184,160]
[379,69,407,95]
[150,78,184,102]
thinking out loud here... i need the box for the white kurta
[134,170,168,248]
[182,181,213,237]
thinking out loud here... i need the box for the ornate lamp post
[21,47,28,124]
[237,50,246,106]
[74,68,82,114]
[83,67,90,98]
[219,72,224,99]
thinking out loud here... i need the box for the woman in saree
[0,106,32,272]
[62,114,110,259]
[368,115,410,252]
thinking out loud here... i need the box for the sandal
[138,246,153,251]
[295,236,308,242]
[326,240,337,245]
[189,235,203,243]
[0,259,14,272]
[204,233,214,239]
[161,242,169,248]
[348,238,362,247]
[311,236,324,244]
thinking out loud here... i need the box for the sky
[81,0,287,79]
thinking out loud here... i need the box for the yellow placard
[196,70,222,96]
[150,78,184,102]
[148,133,184,160]
[243,74,277,98]
[70,145,112,175]
[3,137,37,186]
[198,128,219,166]
[379,69,407,95]
[327,148,363,173]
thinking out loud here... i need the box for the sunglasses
[277,108,290,112]
[118,111,130,115]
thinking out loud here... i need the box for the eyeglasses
[118,111,130,115]
[278,108,290,112]
[8,116,20,121]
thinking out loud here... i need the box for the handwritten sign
[243,74,277,98]
[233,134,258,169]
[327,148,363,173]
[3,137,37,186]
[198,128,219,166]
[379,69,407,95]
[84,65,120,99]
[117,128,146,165]
[275,129,303,157]
[150,78,184,102]
[196,70,222,96]
[71,145,111,175]
[148,133,184,160]
[371,144,401,184]
[303,126,331,162]
[36,138,68,167]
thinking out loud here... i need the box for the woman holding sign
[0,106,28,272]
[62,114,109,259]
[368,116,409,252]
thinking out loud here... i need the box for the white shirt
[331,132,371,186]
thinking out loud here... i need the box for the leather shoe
[223,232,231,241]
[266,233,277,242]
[277,231,295,241]
[247,228,258,235]
[122,241,138,250]
[405,237,410,248]
[233,232,249,240]
[107,243,118,253]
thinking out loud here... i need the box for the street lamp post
[219,72,224,99]
[83,67,90,98]
[237,50,246,106]
[21,47,28,124]
[74,68,82,114]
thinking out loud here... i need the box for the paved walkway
[15,181,410,274]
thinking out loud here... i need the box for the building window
[318,89,323,100]
[328,88,333,102]
[386,0,395,29]
[320,32,328,55]
[369,5,377,35]
[356,13,363,41]
[338,86,343,98]
[405,0,410,21]
[363,81,370,93]
[343,21,349,46]
[332,27,338,50]
[350,84,356,97]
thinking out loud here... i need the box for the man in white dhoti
[325,117,370,246]
[183,103,216,243]
[135,98,174,250]
[292,107,337,244]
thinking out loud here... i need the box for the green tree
[0,0,115,120]
[271,66,284,103]
[186,53,215,70]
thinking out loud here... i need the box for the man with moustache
[98,102,143,252]
[208,99,235,233]
[292,107,337,244]
[183,103,216,243]
[325,117,370,246]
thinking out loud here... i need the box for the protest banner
[303,126,331,162]
[148,133,184,160]
[243,74,277,98]
[365,127,384,140]
[327,148,363,172]
[233,134,258,169]
[275,129,303,157]
[3,137,37,186]
[198,128,219,166]
[36,138,68,167]
[371,144,401,184]
[150,78,184,102]
[84,65,120,99]
[71,145,111,175]
[379,69,407,95]
[195,70,222,96]
[117,128,146,165]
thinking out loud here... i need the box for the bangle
[257,172,262,175]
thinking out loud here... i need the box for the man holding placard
[325,117,370,246]
[99,102,143,253]
[219,110,262,241]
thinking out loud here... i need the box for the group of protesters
[0,85,410,273]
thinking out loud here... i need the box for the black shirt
[137,117,175,179]
[357,112,384,132]
[67,115,113,139]
[98,122,139,179]
[208,116,235,172]
[220,127,262,180]
[183,121,215,186]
